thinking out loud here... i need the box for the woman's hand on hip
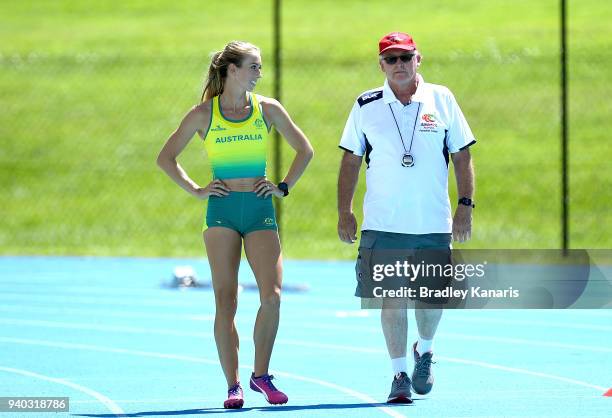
[254,178,283,198]
[195,179,230,199]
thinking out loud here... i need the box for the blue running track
[0,256,610,417]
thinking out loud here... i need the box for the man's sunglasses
[382,54,415,65]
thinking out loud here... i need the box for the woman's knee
[260,287,281,309]
[215,288,238,311]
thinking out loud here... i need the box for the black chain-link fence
[1,0,610,258]
[277,1,611,257]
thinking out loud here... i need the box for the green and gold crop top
[203,93,269,179]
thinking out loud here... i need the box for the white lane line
[278,341,608,393]
[0,318,214,338]
[444,316,612,332]
[267,370,405,418]
[437,357,608,392]
[0,286,170,297]
[300,318,612,334]
[0,337,220,365]
[276,340,608,392]
[3,317,611,354]
[298,323,612,353]
[279,339,383,354]
[0,293,201,309]
[8,299,609,330]
[69,397,212,405]
[69,393,362,404]
[0,338,406,418]
[335,311,371,318]
[437,332,612,353]
[0,366,125,416]
[1,334,607,400]
[0,291,345,309]
[0,304,215,322]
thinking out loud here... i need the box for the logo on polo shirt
[419,113,439,133]
[263,217,274,226]
[210,124,227,132]
[422,114,436,123]
[361,92,379,101]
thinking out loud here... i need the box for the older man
[337,32,476,403]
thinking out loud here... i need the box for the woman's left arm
[261,98,314,190]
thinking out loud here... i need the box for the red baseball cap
[378,32,417,54]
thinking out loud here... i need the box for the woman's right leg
[204,227,242,387]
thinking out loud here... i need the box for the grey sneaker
[386,372,413,404]
[412,342,435,395]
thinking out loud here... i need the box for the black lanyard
[388,102,421,167]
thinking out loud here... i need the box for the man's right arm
[337,151,362,243]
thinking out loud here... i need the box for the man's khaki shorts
[355,230,453,306]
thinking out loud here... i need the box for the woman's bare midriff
[221,176,266,192]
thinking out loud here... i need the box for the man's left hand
[452,205,472,242]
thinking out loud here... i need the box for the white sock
[416,337,433,355]
[391,357,407,375]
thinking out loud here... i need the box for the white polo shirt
[339,77,476,234]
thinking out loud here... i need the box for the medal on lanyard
[389,102,421,168]
[401,153,414,167]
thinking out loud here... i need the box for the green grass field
[1,0,610,259]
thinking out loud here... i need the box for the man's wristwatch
[458,197,475,208]
[277,182,289,197]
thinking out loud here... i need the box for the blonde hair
[201,41,260,102]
